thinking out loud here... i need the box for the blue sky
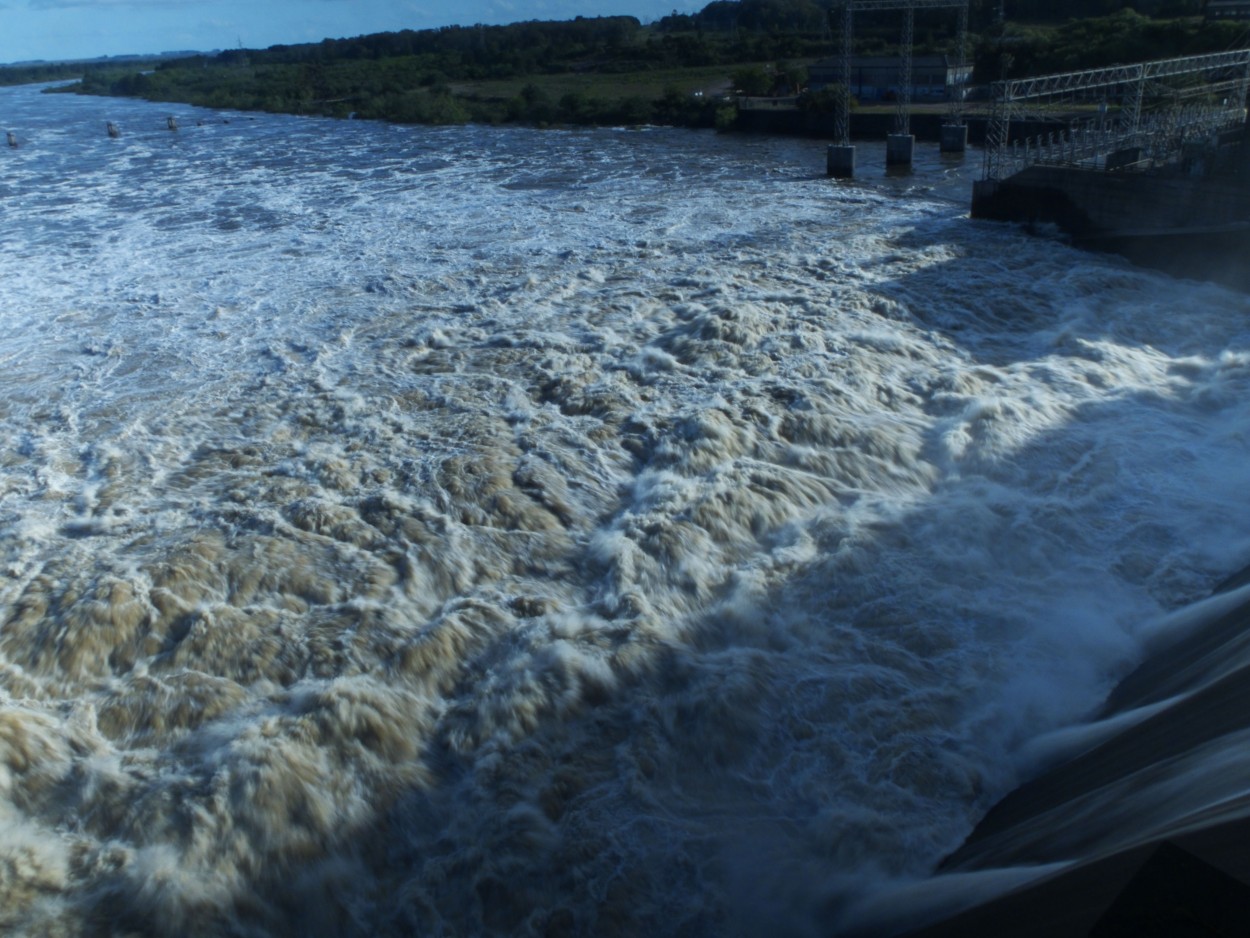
[1,0,700,65]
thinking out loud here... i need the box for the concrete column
[827,144,856,178]
[940,123,968,154]
[886,133,914,167]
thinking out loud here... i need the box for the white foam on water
[1,82,1250,934]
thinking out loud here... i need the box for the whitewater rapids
[0,84,1249,936]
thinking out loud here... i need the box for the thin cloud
[29,0,206,8]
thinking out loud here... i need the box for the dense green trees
[28,0,1248,132]
[972,8,1250,81]
[0,56,165,88]
[1006,0,1203,21]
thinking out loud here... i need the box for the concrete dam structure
[970,51,1250,287]
[903,566,1250,936]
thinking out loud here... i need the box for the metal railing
[982,50,1250,180]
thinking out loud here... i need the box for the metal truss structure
[982,49,1250,180]
[833,0,969,145]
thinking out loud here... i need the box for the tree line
[17,1,1248,131]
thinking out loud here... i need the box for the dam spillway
[903,569,1250,936]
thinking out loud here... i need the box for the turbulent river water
[2,82,1250,937]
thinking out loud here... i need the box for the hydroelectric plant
[970,50,1250,287]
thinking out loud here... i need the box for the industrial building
[807,54,971,102]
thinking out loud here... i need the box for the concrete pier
[886,133,914,167]
[940,123,968,154]
[826,144,856,179]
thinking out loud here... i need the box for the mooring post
[830,0,856,178]
[6,131,16,148]
[886,133,915,166]
[107,122,120,138]
[940,123,968,153]
[827,144,856,178]
[887,1,916,169]
[166,116,178,131]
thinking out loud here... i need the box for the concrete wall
[972,165,1250,234]
[732,110,1065,145]
[971,164,1250,288]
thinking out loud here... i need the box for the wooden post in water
[166,116,178,131]
[107,122,121,138]
[5,131,16,148]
